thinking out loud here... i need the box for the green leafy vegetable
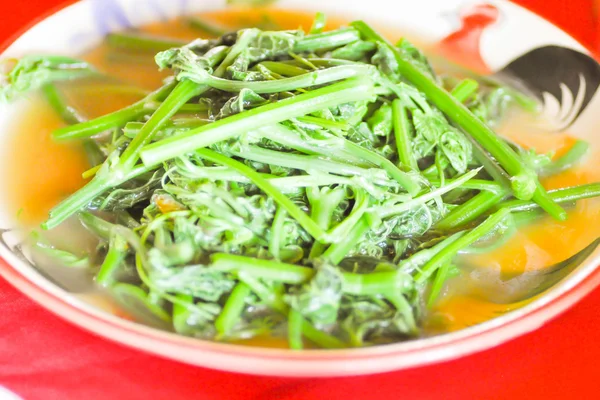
[284,261,343,325]
[1,55,94,102]
[12,12,598,350]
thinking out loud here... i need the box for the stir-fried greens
[2,13,600,349]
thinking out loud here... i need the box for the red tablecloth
[1,1,599,399]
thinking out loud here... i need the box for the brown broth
[430,114,600,333]
[3,8,600,348]
[4,96,89,225]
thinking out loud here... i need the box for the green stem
[436,190,507,230]
[52,102,148,140]
[43,177,113,230]
[296,115,350,131]
[269,207,287,260]
[144,101,208,114]
[120,80,204,170]
[214,253,407,301]
[264,58,358,69]
[301,320,347,349]
[392,99,418,171]
[45,81,202,228]
[140,77,376,167]
[238,272,289,314]
[96,233,128,286]
[230,146,377,177]
[42,84,104,166]
[42,163,155,230]
[378,168,480,218]
[111,283,172,324]
[241,274,344,349]
[352,21,566,221]
[195,148,330,242]
[302,321,348,349]
[195,64,374,94]
[288,309,304,350]
[175,165,359,189]
[542,140,590,176]
[186,16,228,37]
[309,12,327,34]
[256,124,366,166]
[308,188,346,229]
[322,217,370,264]
[497,183,600,213]
[341,270,408,296]
[427,261,452,306]
[309,242,328,260]
[385,292,418,334]
[122,119,209,139]
[215,283,252,337]
[427,178,503,194]
[106,31,186,52]
[42,84,83,124]
[213,29,258,77]
[327,190,368,238]
[506,87,540,113]
[294,27,361,52]
[212,253,315,284]
[398,231,465,273]
[172,294,194,334]
[343,140,420,195]
[451,79,479,103]
[78,212,114,240]
[216,255,402,346]
[466,135,513,191]
[52,82,175,141]
[1,55,96,103]
[258,61,310,77]
[307,187,346,258]
[415,208,511,283]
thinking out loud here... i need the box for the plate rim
[1,0,599,376]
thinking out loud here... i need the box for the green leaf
[216,88,268,119]
[284,261,343,326]
[397,39,436,79]
[367,103,393,137]
[412,109,449,143]
[147,264,236,302]
[93,170,164,211]
[371,42,400,81]
[331,40,376,61]
[341,295,417,346]
[242,29,304,65]
[1,55,94,103]
[439,129,473,173]
[156,44,228,80]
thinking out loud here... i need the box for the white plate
[1,0,599,376]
